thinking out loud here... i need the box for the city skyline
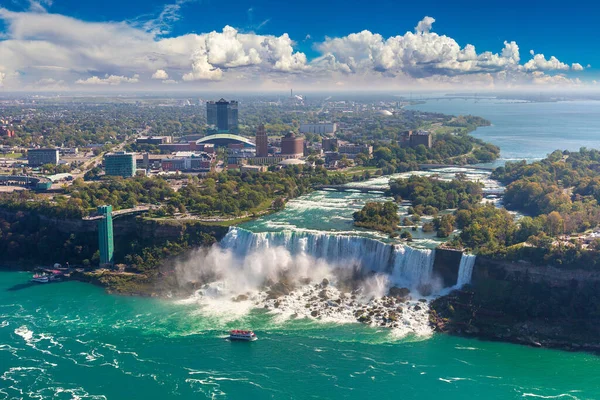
[0,0,597,91]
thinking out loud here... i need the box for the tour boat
[31,274,50,283]
[228,330,257,341]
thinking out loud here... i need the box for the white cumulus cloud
[572,63,584,71]
[152,69,169,79]
[524,53,570,71]
[0,8,589,89]
[76,74,140,85]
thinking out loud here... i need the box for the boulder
[232,294,249,302]
[388,287,411,299]
[267,282,291,299]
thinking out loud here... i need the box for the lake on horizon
[407,98,600,164]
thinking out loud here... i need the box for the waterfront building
[97,205,114,267]
[256,124,269,157]
[206,98,238,133]
[280,132,304,158]
[27,148,59,167]
[104,152,136,178]
[300,123,337,134]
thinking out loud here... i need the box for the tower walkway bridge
[82,205,154,221]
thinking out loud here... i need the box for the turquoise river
[2,98,600,399]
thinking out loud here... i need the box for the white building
[299,123,337,135]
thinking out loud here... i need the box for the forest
[353,202,400,233]
[452,149,600,269]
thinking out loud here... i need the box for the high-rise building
[322,138,339,152]
[27,148,59,167]
[97,205,114,267]
[280,131,304,158]
[206,98,238,132]
[399,130,433,149]
[104,152,136,177]
[255,124,268,157]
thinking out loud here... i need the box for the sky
[0,0,597,91]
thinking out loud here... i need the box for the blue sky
[0,0,597,90]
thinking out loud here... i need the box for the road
[71,127,149,180]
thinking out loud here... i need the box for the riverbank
[429,256,600,353]
[430,289,600,353]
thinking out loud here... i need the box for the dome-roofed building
[278,158,306,167]
[196,133,255,148]
[377,110,393,116]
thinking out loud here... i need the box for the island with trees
[353,202,400,233]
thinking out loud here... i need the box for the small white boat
[229,330,257,341]
[31,274,49,283]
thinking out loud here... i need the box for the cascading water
[221,227,436,289]
[456,254,476,287]
[391,246,435,288]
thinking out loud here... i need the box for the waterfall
[391,246,435,287]
[221,227,436,289]
[456,254,476,287]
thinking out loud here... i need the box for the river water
[2,99,600,399]
[2,271,599,399]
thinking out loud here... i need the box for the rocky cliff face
[472,257,600,287]
[431,256,600,352]
[432,248,463,287]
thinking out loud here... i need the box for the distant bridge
[316,185,387,194]
[418,164,495,171]
[82,205,153,221]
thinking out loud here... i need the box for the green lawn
[1,153,23,159]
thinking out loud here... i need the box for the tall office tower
[206,99,239,132]
[97,205,114,267]
[227,100,238,133]
[255,124,268,157]
[104,152,136,178]
[206,101,217,126]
